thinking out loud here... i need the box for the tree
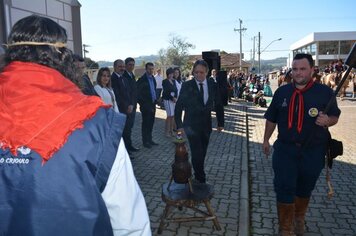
[84,57,99,69]
[156,48,167,68]
[156,34,195,72]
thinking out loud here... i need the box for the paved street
[128,78,356,235]
[130,103,246,235]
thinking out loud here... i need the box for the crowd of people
[225,70,272,107]
[1,14,350,236]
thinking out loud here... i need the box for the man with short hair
[73,54,98,96]
[111,59,134,155]
[122,57,140,152]
[137,62,158,148]
[262,53,341,235]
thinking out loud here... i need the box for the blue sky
[80,0,356,61]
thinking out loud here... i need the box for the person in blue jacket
[0,15,151,236]
[262,53,341,236]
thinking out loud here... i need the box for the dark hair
[173,67,181,77]
[113,59,123,68]
[192,59,209,72]
[166,67,174,77]
[73,54,84,62]
[125,57,135,65]
[96,67,111,88]
[145,62,154,69]
[2,15,80,87]
[293,53,314,67]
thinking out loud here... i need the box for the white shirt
[154,74,163,89]
[94,85,119,113]
[195,78,208,104]
[102,139,151,236]
[175,80,183,97]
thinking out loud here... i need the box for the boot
[277,202,295,236]
[294,197,310,236]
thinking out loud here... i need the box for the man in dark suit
[73,54,98,96]
[137,62,158,148]
[111,59,136,156]
[122,57,139,152]
[175,60,224,184]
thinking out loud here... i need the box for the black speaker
[202,51,221,76]
[202,51,219,60]
[217,71,228,106]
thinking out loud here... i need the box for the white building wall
[5,0,77,51]
[11,0,46,15]
[46,0,64,19]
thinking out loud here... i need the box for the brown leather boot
[277,202,295,236]
[294,197,310,236]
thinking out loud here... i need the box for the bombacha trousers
[272,139,326,203]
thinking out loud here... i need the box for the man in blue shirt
[263,53,341,236]
[137,62,158,148]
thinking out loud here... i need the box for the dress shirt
[147,74,156,102]
[115,72,126,87]
[154,74,163,89]
[195,78,208,104]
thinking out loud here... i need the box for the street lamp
[258,37,282,74]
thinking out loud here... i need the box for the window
[340,40,355,54]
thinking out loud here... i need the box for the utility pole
[252,36,257,70]
[258,32,261,74]
[234,19,247,72]
[83,44,90,58]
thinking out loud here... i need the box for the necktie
[119,75,126,87]
[199,82,204,103]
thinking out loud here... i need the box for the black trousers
[186,128,211,183]
[140,104,156,144]
[122,109,136,148]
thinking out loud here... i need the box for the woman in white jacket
[94,67,119,113]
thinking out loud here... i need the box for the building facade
[0,0,82,55]
[289,31,356,68]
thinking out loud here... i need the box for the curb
[238,105,250,236]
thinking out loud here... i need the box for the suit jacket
[162,79,178,101]
[123,70,137,108]
[137,73,157,109]
[82,74,98,96]
[111,72,131,114]
[175,78,224,134]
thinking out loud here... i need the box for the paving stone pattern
[130,103,246,235]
